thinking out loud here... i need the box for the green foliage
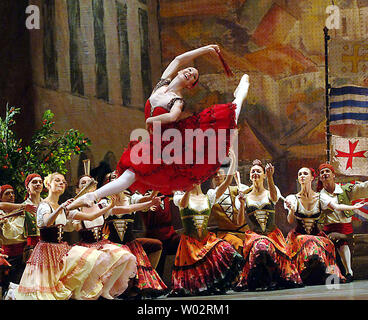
[0,103,91,200]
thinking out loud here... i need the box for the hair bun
[252,159,263,167]
[309,167,317,180]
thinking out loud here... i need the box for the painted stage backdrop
[157,0,368,232]
[21,0,368,231]
[159,0,367,166]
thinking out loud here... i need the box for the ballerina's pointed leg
[232,74,250,123]
[67,170,136,210]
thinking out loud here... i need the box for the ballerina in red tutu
[69,45,250,209]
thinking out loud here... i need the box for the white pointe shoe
[233,74,250,99]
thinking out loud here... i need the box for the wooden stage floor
[162,280,368,300]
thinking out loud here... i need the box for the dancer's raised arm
[265,163,278,203]
[235,191,246,226]
[161,45,220,80]
[214,149,236,200]
[178,190,191,209]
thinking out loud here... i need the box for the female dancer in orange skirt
[234,160,302,291]
[68,44,250,209]
[170,149,245,296]
[285,167,364,285]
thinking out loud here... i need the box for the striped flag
[331,135,368,176]
[352,198,368,222]
[329,85,368,124]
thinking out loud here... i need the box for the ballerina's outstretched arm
[161,45,221,80]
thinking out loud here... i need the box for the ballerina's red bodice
[116,97,237,195]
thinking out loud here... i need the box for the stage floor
[162,280,368,300]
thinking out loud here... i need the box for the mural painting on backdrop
[21,0,368,193]
[159,0,367,166]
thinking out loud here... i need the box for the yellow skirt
[16,241,106,300]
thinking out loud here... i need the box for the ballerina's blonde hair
[44,172,64,190]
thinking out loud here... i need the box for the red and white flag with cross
[331,135,368,176]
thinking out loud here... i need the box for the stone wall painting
[92,0,109,101]
[116,1,131,106]
[67,0,84,96]
[28,0,162,186]
[42,0,58,90]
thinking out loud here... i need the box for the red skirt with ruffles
[286,229,344,280]
[235,228,302,289]
[116,103,237,195]
[126,240,168,298]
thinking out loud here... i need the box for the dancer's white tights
[338,245,353,275]
[92,169,136,200]
[232,74,250,124]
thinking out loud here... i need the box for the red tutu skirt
[116,103,237,195]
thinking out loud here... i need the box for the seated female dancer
[102,171,168,299]
[70,175,138,299]
[284,167,346,286]
[68,44,250,209]
[286,167,368,285]
[15,172,134,300]
[170,149,245,296]
[234,160,302,291]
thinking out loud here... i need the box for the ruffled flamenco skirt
[15,241,123,300]
[286,229,344,283]
[116,103,237,195]
[170,232,245,296]
[235,228,302,291]
[125,240,168,298]
[78,239,137,299]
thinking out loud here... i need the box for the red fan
[0,255,11,267]
[216,50,234,77]
[0,247,11,267]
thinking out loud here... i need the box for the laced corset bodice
[244,195,276,235]
[293,195,322,235]
[180,196,211,241]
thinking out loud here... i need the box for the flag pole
[324,26,331,163]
